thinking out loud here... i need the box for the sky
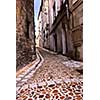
[34,0,41,31]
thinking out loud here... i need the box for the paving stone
[63,60,83,68]
[20,89,24,93]
[16,86,20,92]
[64,97,69,100]
[54,79,63,85]
[20,72,26,75]
[39,94,44,98]
[31,70,35,73]
[71,78,80,82]
[45,94,50,98]
[22,71,28,75]
[52,89,59,94]
[69,92,74,96]
[60,96,65,99]
[30,83,37,88]
[21,95,28,99]
[67,96,72,99]
[17,74,24,78]
[16,48,83,100]
[47,80,55,87]
[75,95,82,100]
[21,78,28,82]
[79,78,83,82]
[21,84,29,90]
[25,75,31,79]
[17,75,24,78]
[76,85,82,89]
[31,91,34,95]
[37,81,47,88]
[16,82,24,87]
[24,71,29,75]
[42,91,47,95]
[16,77,21,81]
[28,72,33,75]
[61,88,68,94]
[63,79,71,84]
[55,95,59,99]
[28,98,33,100]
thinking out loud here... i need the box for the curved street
[16,47,83,100]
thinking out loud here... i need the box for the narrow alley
[16,0,83,99]
[16,47,83,100]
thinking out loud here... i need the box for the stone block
[17,74,24,78]
[54,79,63,85]
[71,78,79,82]
[47,80,55,87]
[16,77,21,82]
[17,82,24,87]
[16,86,20,92]
[21,78,28,82]
[30,83,37,88]
[63,79,71,84]
[21,84,29,90]
[24,75,31,79]
[37,81,47,88]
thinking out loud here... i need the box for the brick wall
[16,0,35,70]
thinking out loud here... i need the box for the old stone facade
[38,0,83,61]
[37,0,49,49]
[16,0,36,69]
[68,0,83,60]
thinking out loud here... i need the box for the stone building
[38,0,83,61]
[16,0,36,69]
[37,0,50,49]
[37,11,43,47]
[68,0,83,60]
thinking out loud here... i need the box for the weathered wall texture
[16,0,35,70]
[69,0,83,60]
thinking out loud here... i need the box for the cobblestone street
[31,47,83,82]
[16,47,83,100]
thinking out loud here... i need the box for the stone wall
[16,0,35,70]
[69,0,83,60]
[48,0,83,60]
